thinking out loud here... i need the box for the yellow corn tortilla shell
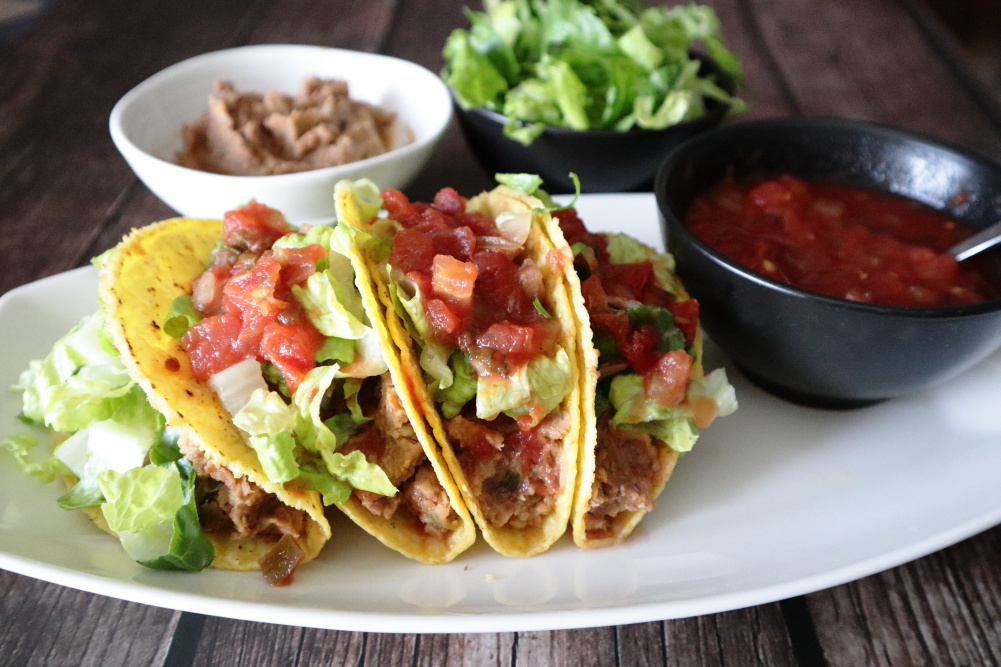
[332,187,477,563]
[339,183,581,558]
[97,217,330,570]
[539,218,703,549]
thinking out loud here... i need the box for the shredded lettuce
[609,367,736,452]
[98,455,214,571]
[233,388,300,483]
[163,295,201,339]
[334,179,385,225]
[208,358,268,417]
[293,269,370,340]
[2,310,214,571]
[390,275,456,391]
[0,432,65,483]
[231,365,396,502]
[476,348,573,422]
[18,311,136,433]
[440,351,478,419]
[442,0,745,144]
[605,233,677,290]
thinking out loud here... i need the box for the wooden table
[2,1,1001,664]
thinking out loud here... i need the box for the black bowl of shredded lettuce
[443,0,745,193]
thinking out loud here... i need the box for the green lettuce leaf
[0,432,65,483]
[98,457,214,571]
[608,367,736,452]
[442,0,745,143]
[229,366,394,503]
[18,311,136,433]
[440,351,478,419]
[605,232,677,289]
[476,347,573,422]
[233,388,300,483]
[163,295,201,339]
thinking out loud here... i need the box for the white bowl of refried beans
[110,44,452,222]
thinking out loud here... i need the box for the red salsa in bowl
[655,116,1001,407]
[685,175,998,308]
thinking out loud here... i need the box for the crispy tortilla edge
[344,184,582,558]
[96,217,330,569]
[540,214,705,549]
[334,186,477,564]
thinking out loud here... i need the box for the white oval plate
[2,194,1001,633]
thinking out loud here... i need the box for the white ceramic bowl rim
[109,44,452,184]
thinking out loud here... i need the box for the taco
[541,205,737,548]
[336,179,581,557]
[99,216,332,578]
[167,202,476,565]
[2,216,330,584]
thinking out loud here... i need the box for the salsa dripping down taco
[336,179,582,558]
[542,204,737,548]
[171,202,476,565]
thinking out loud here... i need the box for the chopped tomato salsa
[555,208,698,389]
[686,175,998,307]
[183,201,324,394]
[384,187,560,375]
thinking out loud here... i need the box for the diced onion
[208,358,268,416]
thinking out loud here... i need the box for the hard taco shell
[98,217,330,570]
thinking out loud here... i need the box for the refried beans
[176,77,403,176]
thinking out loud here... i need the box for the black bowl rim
[655,115,1001,319]
[459,101,730,139]
[447,52,737,139]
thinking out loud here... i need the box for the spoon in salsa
[949,220,1001,261]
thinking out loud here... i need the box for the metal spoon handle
[949,220,1001,261]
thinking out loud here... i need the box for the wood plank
[746,0,1001,158]
[0,0,261,293]
[617,622,667,667]
[415,632,515,666]
[0,0,400,293]
[808,529,1001,666]
[296,627,367,665]
[664,605,798,666]
[0,570,178,667]
[187,616,303,666]
[380,0,494,200]
[516,627,618,666]
[360,632,418,666]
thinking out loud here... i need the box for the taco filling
[178,201,465,546]
[338,179,580,556]
[552,206,736,544]
[377,186,573,532]
[1,222,332,584]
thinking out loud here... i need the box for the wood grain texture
[516,627,618,666]
[415,633,515,666]
[808,529,1001,667]
[745,0,1001,160]
[665,605,798,666]
[0,570,178,667]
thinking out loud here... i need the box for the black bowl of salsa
[654,116,1001,408]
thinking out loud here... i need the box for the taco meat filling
[339,374,461,537]
[382,187,569,530]
[180,201,457,538]
[176,77,400,177]
[445,409,568,529]
[553,208,703,537]
[583,418,677,537]
[179,434,309,542]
